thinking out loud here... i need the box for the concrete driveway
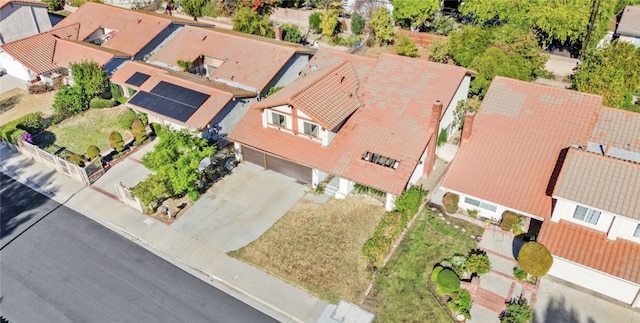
[172,163,307,252]
[534,276,640,323]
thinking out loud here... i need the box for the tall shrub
[395,185,427,216]
[309,12,322,33]
[131,119,147,144]
[501,211,519,231]
[351,13,365,35]
[108,131,125,153]
[466,250,491,275]
[442,192,459,214]
[396,34,418,57]
[86,145,101,160]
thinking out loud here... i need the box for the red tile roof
[441,77,602,219]
[148,25,302,92]
[1,24,81,74]
[539,220,640,284]
[0,0,47,9]
[230,50,468,195]
[110,61,235,130]
[254,61,361,130]
[55,3,172,56]
[53,38,130,68]
[553,148,640,220]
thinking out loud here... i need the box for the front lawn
[33,106,134,155]
[362,208,484,322]
[229,196,386,303]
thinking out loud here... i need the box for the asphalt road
[0,173,277,323]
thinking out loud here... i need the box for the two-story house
[441,76,640,307]
[0,0,52,44]
[229,49,470,211]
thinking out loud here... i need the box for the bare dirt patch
[0,89,54,126]
[230,195,386,303]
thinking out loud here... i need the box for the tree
[370,7,395,45]
[53,85,87,122]
[320,10,339,36]
[108,131,125,154]
[427,39,451,63]
[70,60,106,98]
[282,24,302,43]
[141,127,215,195]
[395,34,418,57]
[309,12,322,34]
[239,0,278,16]
[131,119,147,144]
[517,242,553,277]
[44,0,64,11]
[351,13,365,35]
[573,41,640,110]
[182,0,208,21]
[391,0,439,29]
[232,6,275,37]
[500,296,533,323]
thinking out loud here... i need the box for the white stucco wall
[336,177,354,199]
[265,105,294,132]
[0,51,36,81]
[548,256,640,306]
[604,215,640,242]
[0,3,51,44]
[441,188,544,221]
[439,75,471,140]
[312,168,329,188]
[408,146,428,187]
[385,193,396,211]
[550,198,614,233]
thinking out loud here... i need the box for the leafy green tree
[108,131,125,154]
[44,0,64,11]
[391,0,439,29]
[182,0,208,21]
[320,10,339,36]
[309,12,322,34]
[141,128,215,195]
[395,34,418,57]
[500,296,534,323]
[573,41,640,110]
[371,7,395,45]
[351,13,365,35]
[53,85,87,122]
[448,26,493,67]
[232,6,275,37]
[282,24,302,43]
[427,39,451,63]
[70,60,106,98]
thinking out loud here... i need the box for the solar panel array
[125,72,150,86]
[128,81,211,123]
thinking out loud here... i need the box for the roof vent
[311,65,318,72]
[137,19,142,24]
[200,33,206,41]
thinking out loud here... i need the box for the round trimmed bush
[86,145,101,160]
[517,242,553,277]
[501,211,519,231]
[442,192,459,214]
[436,268,460,294]
[431,266,444,282]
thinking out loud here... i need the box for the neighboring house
[0,0,51,44]
[230,49,470,211]
[441,76,640,307]
[110,61,257,140]
[146,25,314,96]
[0,23,131,84]
[615,6,640,47]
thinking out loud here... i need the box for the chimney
[461,111,476,143]
[274,24,282,41]
[424,100,443,176]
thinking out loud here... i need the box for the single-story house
[441,76,640,307]
[110,61,257,140]
[229,49,470,211]
[0,0,52,44]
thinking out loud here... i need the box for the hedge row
[0,112,45,144]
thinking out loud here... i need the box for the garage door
[266,155,312,184]
[242,146,265,167]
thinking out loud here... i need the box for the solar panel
[128,91,197,122]
[125,72,150,87]
[150,81,210,108]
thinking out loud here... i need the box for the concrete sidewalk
[0,144,329,322]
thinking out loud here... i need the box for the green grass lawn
[34,106,134,155]
[362,208,484,322]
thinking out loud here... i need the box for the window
[572,205,600,225]
[271,112,287,128]
[634,224,640,238]
[464,197,497,212]
[303,122,319,137]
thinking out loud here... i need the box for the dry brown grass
[362,43,433,61]
[0,89,54,126]
[230,196,386,303]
